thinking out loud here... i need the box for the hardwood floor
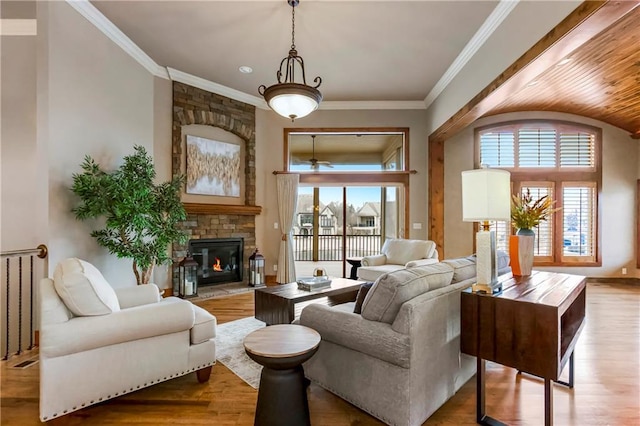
[1,282,638,425]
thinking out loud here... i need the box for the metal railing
[293,234,381,261]
[1,244,48,360]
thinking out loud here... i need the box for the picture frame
[185,135,241,197]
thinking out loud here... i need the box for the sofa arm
[300,303,410,368]
[115,284,161,309]
[404,258,439,268]
[40,297,195,358]
[362,254,387,267]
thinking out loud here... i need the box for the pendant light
[259,0,322,121]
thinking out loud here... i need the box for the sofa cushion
[191,304,216,344]
[357,264,404,282]
[381,239,434,265]
[353,282,374,314]
[361,263,454,324]
[53,258,120,316]
[497,250,510,270]
[441,256,477,283]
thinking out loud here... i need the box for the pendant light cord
[291,4,296,50]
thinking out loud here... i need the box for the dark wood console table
[460,271,587,426]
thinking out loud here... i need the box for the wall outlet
[622,267,627,275]
[273,264,278,272]
[274,222,279,229]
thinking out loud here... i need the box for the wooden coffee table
[254,277,365,325]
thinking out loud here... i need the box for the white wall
[444,111,639,278]
[43,2,156,287]
[1,27,47,252]
[255,108,429,273]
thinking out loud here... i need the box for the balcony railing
[293,234,381,261]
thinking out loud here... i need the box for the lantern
[178,252,199,298]
[248,248,265,287]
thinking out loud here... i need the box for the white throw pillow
[53,258,120,316]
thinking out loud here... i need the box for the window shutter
[562,184,596,261]
[480,131,515,167]
[489,220,510,253]
[476,121,599,266]
[560,132,595,167]
[520,183,554,260]
[518,129,557,167]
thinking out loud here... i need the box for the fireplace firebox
[189,238,244,286]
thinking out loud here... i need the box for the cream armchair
[357,239,439,281]
[39,258,216,422]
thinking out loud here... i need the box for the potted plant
[71,145,187,284]
[511,189,558,235]
[509,189,559,276]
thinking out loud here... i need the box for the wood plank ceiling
[428,1,640,258]
[485,6,640,138]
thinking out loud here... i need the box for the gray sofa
[300,253,510,426]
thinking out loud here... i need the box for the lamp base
[472,281,502,295]
[474,229,501,295]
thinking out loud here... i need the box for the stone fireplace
[171,82,260,292]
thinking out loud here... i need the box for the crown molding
[0,19,37,36]
[65,0,450,111]
[423,0,519,108]
[65,0,168,79]
[320,101,426,110]
[167,68,268,109]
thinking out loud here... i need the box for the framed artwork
[185,135,241,197]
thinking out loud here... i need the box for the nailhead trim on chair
[41,361,216,421]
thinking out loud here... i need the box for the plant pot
[509,230,534,276]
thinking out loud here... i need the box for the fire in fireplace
[189,238,244,286]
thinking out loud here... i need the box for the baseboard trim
[587,277,640,285]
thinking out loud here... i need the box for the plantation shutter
[479,131,515,167]
[476,121,599,265]
[489,220,510,253]
[559,132,595,167]
[562,183,596,262]
[518,129,556,167]
[519,183,555,261]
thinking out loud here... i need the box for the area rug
[215,317,265,389]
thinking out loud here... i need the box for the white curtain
[276,174,299,284]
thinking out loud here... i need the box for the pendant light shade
[259,0,322,121]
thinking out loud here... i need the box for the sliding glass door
[285,127,410,278]
[293,185,400,277]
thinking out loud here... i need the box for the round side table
[346,257,363,280]
[243,324,321,426]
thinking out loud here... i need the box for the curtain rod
[272,170,418,175]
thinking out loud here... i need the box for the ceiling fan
[308,135,333,169]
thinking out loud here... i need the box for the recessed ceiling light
[239,66,253,74]
[557,58,572,66]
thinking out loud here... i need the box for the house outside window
[300,214,313,226]
[361,216,375,227]
[477,120,601,266]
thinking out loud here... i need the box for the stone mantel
[183,203,262,216]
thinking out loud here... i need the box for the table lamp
[461,168,511,294]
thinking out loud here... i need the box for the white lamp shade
[461,168,511,222]
[269,93,319,120]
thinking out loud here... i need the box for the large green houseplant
[71,145,187,284]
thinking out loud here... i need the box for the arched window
[476,120,601,266]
